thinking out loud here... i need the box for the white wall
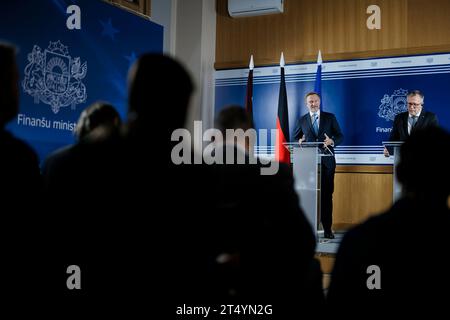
[198,0,216,132]
[151,0,216,132]
[150,0,175,54]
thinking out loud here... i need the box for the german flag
[275,52,290,164]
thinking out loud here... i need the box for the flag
[245,55,254,128]
[275,52,291,164]
[315,50,323,110]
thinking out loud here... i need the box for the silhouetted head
[127,54,194,133]
[0,42,19,128]
[215,105,252,134]
[397,126,450,201]
[215,105,255,152]
[74,101,121,141]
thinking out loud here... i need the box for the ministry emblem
[377,88,408,121]
[22,41,87,114]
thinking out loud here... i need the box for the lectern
[382,141,404,202]
[285,142,333,240]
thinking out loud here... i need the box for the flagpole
[315,50,322,110]
[245,55,254,128]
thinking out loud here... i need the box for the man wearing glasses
[384,90,439,156]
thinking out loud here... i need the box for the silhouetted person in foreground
[0,42,41,199]
[39,54,195,316]
[175,105,321,315]
[328,126,450,317]
[42,101,121,189]
[0,42,43,313]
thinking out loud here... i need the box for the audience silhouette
[4,49,324,316]
[328,126,450,316]
[39,54,195,315]
[42,101,121,190]
[0,42,42,201]
[0,41,45,314]
[175,104,323,315]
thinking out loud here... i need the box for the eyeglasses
[407,103,422,107]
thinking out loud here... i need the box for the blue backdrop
[1,0,163,164]
[215,54,450,164]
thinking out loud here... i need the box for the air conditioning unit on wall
[228,0,284,18]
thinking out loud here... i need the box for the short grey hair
[407,90,424,103]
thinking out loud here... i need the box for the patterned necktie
[312,113,319,136]
[410,115,418,134]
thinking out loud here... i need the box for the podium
[285,142,333,240]
[382,141,404,202]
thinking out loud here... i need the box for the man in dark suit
[384,90,438,156]
[293,92,344,239]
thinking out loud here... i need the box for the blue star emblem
[100,18,119,40]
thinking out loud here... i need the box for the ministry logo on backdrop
[22,41,88,114]
[378,88,408,121]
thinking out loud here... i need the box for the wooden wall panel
[333,168,393,229]
[407,0,450,48]
[216,0,450,69]
[216,0,299,67]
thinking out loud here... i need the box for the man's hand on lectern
[299,135,305,144]
[383,147,390,157]
[324,133,334,147]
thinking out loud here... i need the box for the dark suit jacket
[389,110,439,141]
[293,111,344,168]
